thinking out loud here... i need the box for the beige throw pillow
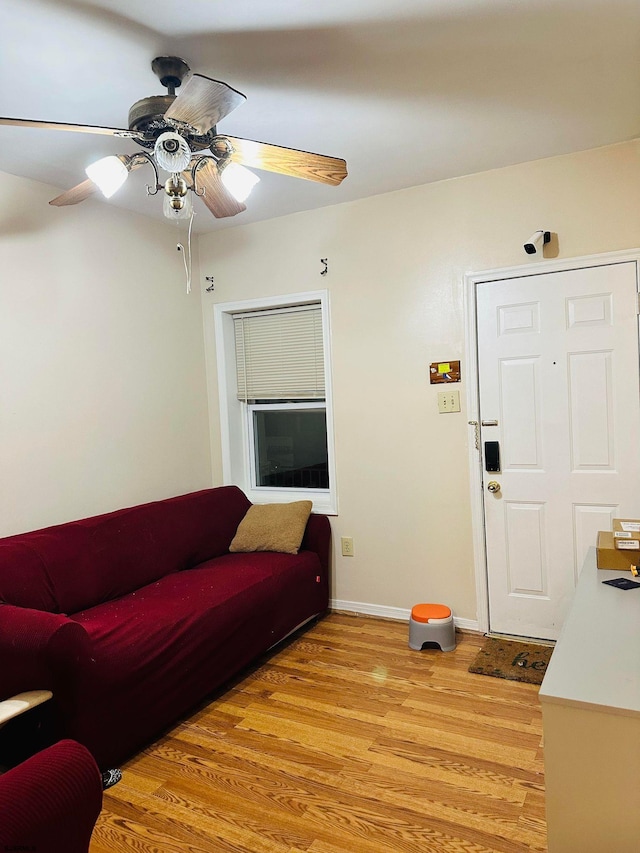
[229,501,313,555]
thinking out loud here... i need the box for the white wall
[198,141,640,624]
[0,170,212,536]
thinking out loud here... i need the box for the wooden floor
[90,614,547,853]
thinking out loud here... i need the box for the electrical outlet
[341,536,354,557]
[437,390,461,413]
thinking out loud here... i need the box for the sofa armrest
[0,604,92,700]
[0,739,103,852]
[301,514,331,574]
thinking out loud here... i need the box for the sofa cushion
[73,550,322,677]
[229,500,312,555]
[71,550,325,765]
[0,486,251,614]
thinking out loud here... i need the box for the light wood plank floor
[90,613,546,853]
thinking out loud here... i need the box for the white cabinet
[539,550,640,852]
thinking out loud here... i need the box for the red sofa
[0,739,103,852]
[0,486,330,768]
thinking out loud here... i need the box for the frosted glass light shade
[220,162,259,202]
[154,132,191,173]
[85,156,128,198]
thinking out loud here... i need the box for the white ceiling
[1,0,639,233]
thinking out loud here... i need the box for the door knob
[487,481,501,493]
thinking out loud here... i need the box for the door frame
[464,247,640,635]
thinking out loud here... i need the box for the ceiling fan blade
[49,178,98,207]
[191,159,246,218]
[164,74,246,135]
[0,116,141,139]
[49,156,146,207]
[212,136,348,186]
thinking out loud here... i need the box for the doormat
[468,637,553,685]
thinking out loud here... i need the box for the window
[250,403,329,489]
[214,291,336,513]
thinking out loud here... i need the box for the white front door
[477,261,640,640]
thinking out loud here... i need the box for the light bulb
[85,156,128,198]
[219,161,259,202]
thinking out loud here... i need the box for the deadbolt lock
[487,481,501,493]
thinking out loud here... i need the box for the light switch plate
[437,390,461,413]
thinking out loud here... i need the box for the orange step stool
[408,603,456,652]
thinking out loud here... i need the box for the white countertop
[539,547,640,716]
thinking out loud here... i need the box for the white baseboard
[330,598,480,633]
[451,616,481,632]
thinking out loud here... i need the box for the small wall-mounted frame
[429,360,461,384]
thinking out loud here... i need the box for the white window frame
[213,290,337,514]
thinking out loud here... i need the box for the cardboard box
[612,518,640,551]
[597,531,638,570]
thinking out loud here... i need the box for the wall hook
[320,258,328,276]
[205,276,215,292]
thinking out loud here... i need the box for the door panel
[501,358,541,467]
[477,261,640,640]
[572,504,617,582]
[505,501,547,595]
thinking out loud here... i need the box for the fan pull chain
[176,208,196,293]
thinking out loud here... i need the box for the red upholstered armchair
[0,739,103,853]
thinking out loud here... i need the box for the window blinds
[234,305,325,401]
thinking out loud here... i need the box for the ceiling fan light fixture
[85,155,128,198]
[163,189,193,220]
[163,173,192,220]
[218,160,259,202]
[21,57,346,220]
[154,131,192,172]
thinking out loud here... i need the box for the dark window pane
[254,409,329,489]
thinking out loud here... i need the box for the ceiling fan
[0,56,348,220]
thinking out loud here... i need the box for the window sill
[244,486,336,516]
